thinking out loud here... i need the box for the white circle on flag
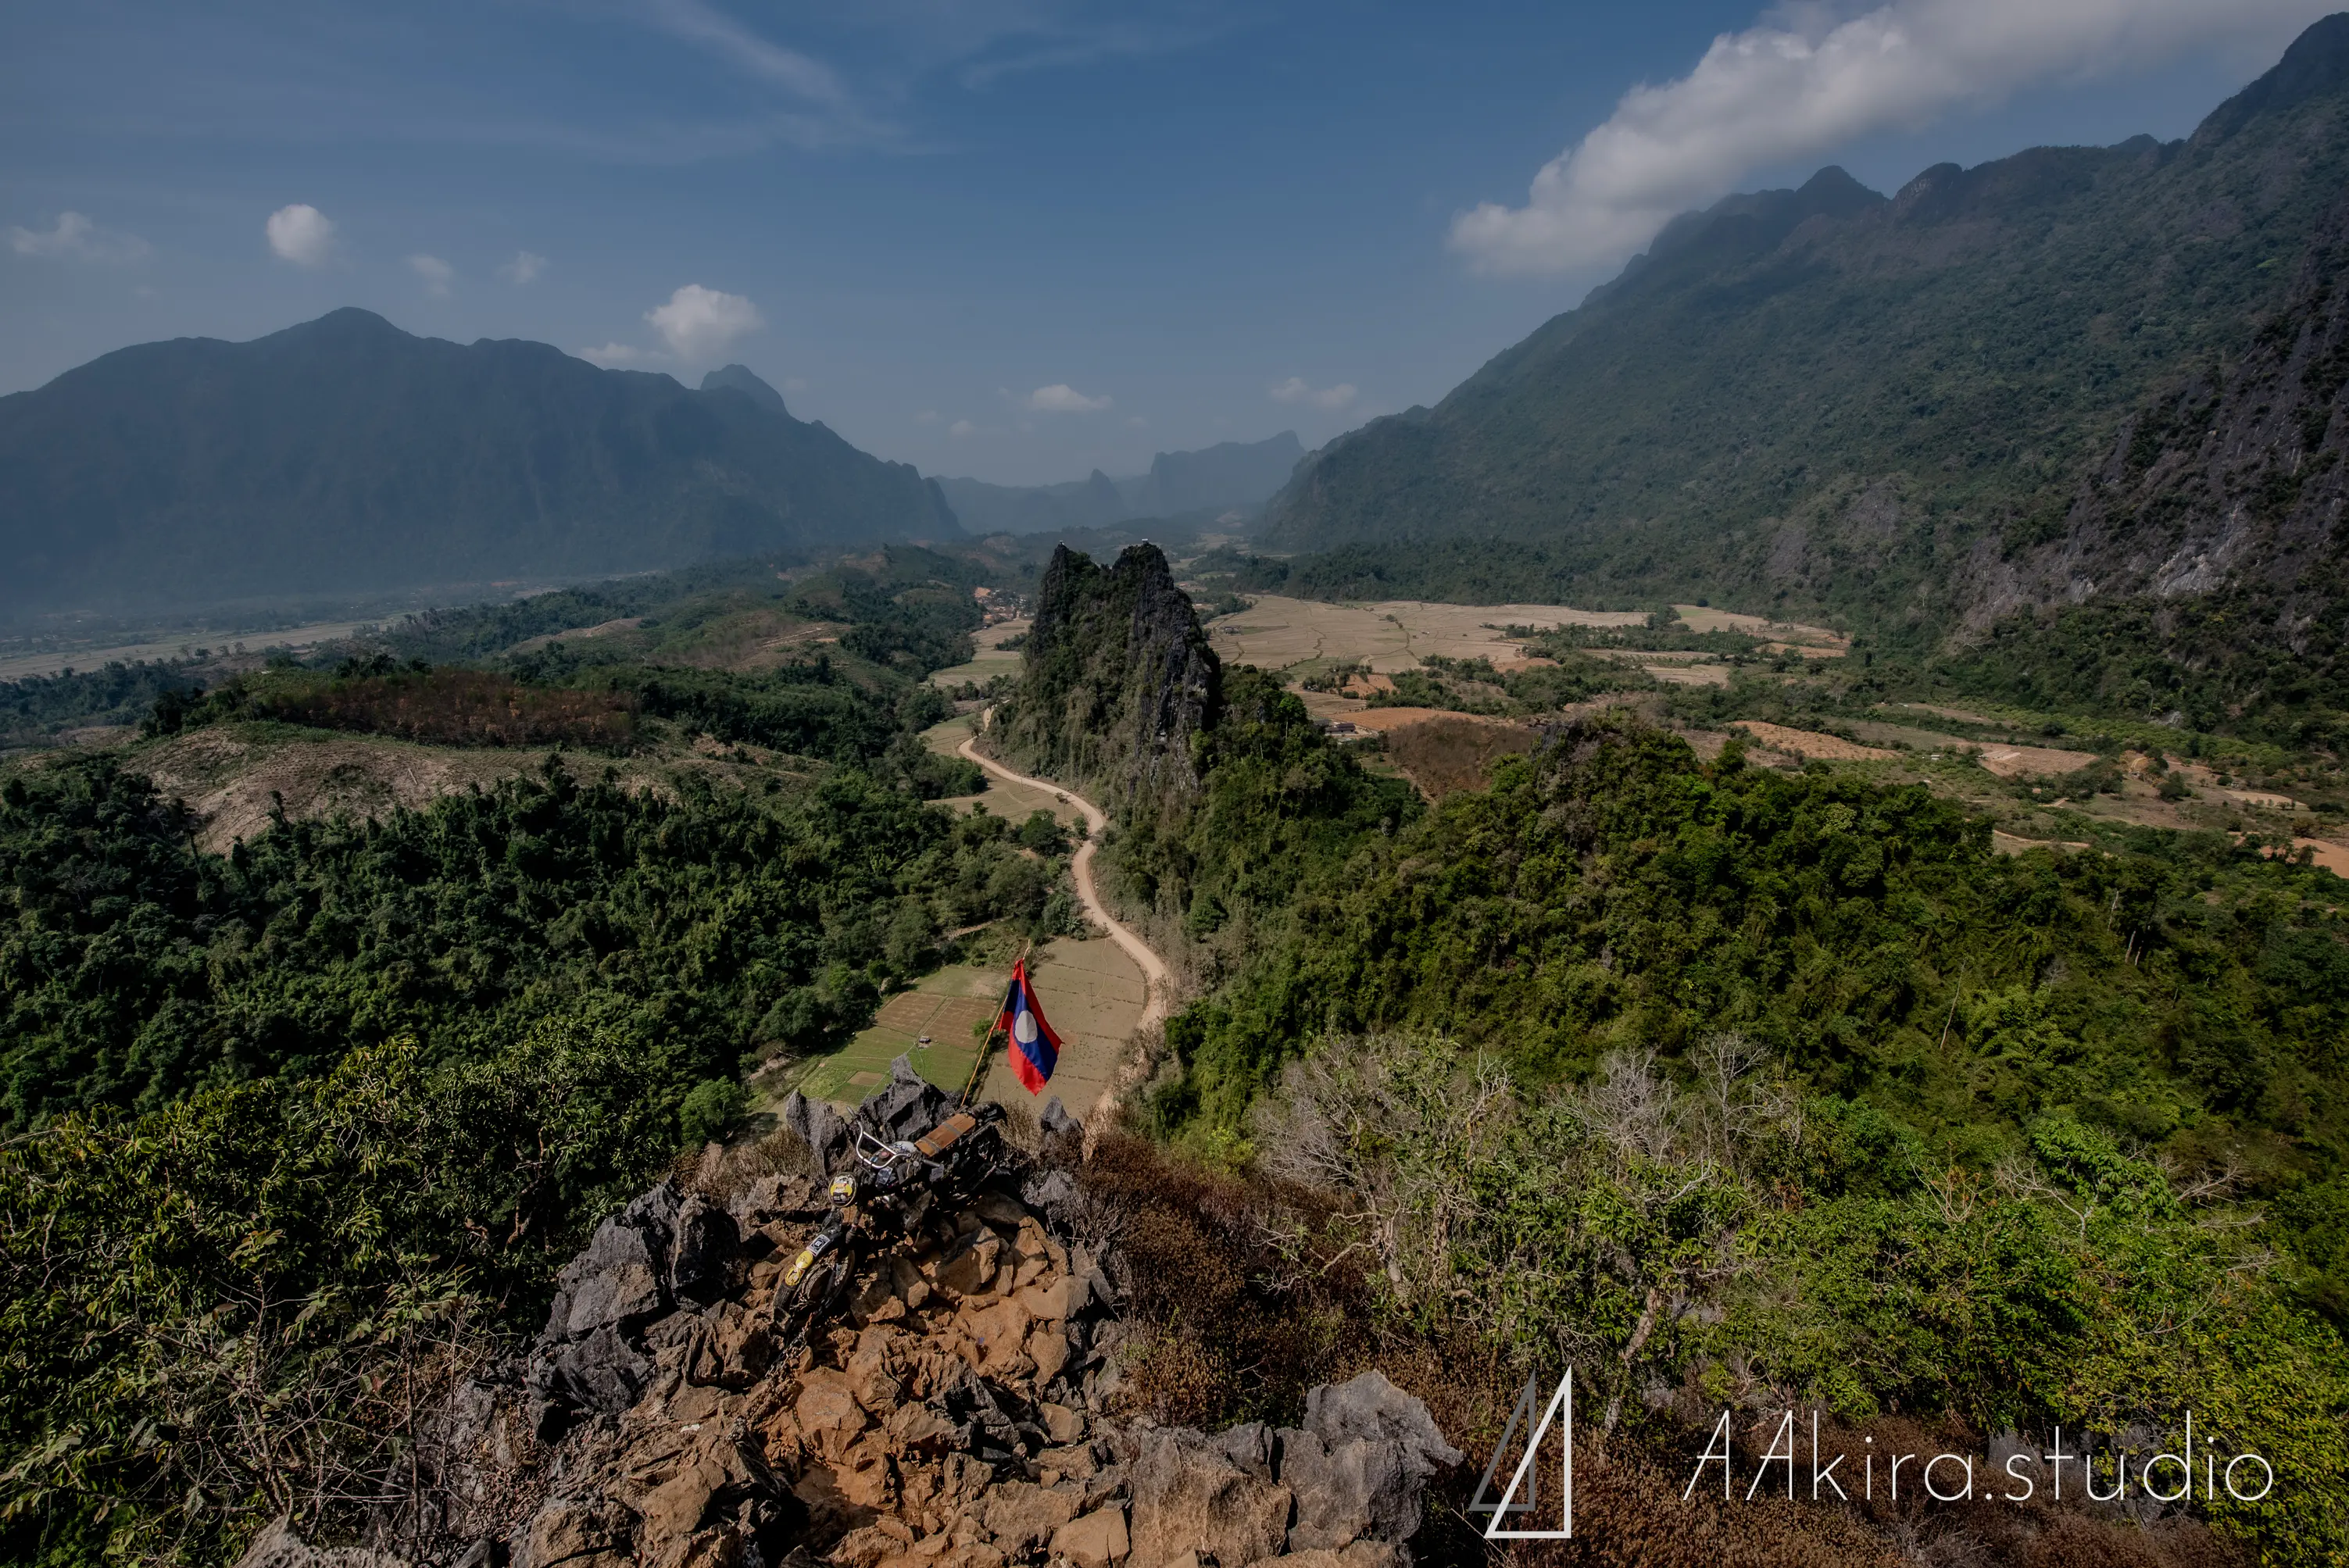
[1014,1011,1038,1046]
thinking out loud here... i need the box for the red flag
[996,958,1061,1094]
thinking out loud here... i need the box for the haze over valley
[9,8,2349,1567]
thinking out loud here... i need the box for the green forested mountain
[0,312,962,617]
[1260,17,2349,659]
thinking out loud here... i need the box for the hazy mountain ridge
[1260,16,2349,652]
[0,312,960,619]
[937,429,1304,535]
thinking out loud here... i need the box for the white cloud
[949,419,978,438]
[1269,376,1358,410]
[1450,0,2338,276]
[783,377,809,393]
[915,409,941,424]
[645,283,764,361]
[408,254,454,296]
[8,211,150,263]
[1125,416,1149,428]
[1023,383,1112,413]
[500,250,548,284]
[578,342,645,367]
[266,203,337,266]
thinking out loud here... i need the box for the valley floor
[758,708,1167,1123]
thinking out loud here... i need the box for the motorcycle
[772,1102,1009,1346]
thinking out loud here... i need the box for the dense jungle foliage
[0,540,1054,1562]
[0,751,1067,1131]
[0,748,1082,1560]
[1099,688,2349,1559]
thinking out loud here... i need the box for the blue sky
[0,1,2334,484]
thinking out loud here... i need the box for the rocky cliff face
[1251,16,2349,651]
[1960,198,2349,646]
[989,545,1220,806]
[246,1060,1460,1568]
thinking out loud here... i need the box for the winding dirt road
[956,726,1170,1041]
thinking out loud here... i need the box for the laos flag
[998,958,1061,1094]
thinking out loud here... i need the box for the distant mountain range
[936,430,1304,536]
[0,310,960,618]
[1260,15,2349,666]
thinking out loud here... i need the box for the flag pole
[961,938,1032,1106]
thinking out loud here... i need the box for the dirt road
[957,725,1171,1039]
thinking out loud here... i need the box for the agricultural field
[767,917,1147,1119]
[1668,602,1848,650]
[1203,594,1643,679]
[0,616,383,684]
[926,616,1029,690]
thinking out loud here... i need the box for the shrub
[678,1077,750,1147]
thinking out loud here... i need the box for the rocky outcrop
[406,1068,1456,1568]
[988,544,1220,806]
[234,1518,411,1568]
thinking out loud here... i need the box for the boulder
[779,1091,849,1174]
[1019,1165,1078,1226]
[854,1056,955,1144]
[1274,1427,1413,1552]
[509,1498,631,1568]
[728,1172,821,1227]
[531,1323,652,1430]
[232,1518,408,1568]
[1210,1420,1275,1481]
[542,1186,679,1343]
[670,1193,739,1305]
[935,1231,1002,1298]
[1050,1505,1131,1568]
[1302,1373,1464,1479]
[529,1184,691,1429]
[793,1367,870,1460]
[1125,1430,1291,1568]
[981,1480,1083,1552]
[1265,1548,1401,1568]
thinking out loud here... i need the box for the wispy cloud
[499,250,547,284]
[629,0,898,147]
[1451,0,2339,276]
[949,417,978,438]
[1023,382,1112,413]
[578,342,645,367]
[408,253,454,296]
[1270,375,1357,410]
[266,203,336,266]
[645,283,764,360]
[641,0,851,105]
[7,212,151,263]
[952,11,1227,90]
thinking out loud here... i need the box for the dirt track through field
[958,720,1171,1132]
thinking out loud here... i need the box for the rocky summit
[240,1059,1460,1568]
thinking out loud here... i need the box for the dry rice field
[1975,742,2101,778]
[1732,721,1897,762]
[1205,595,1644,677]
[1671,604,1848,650]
